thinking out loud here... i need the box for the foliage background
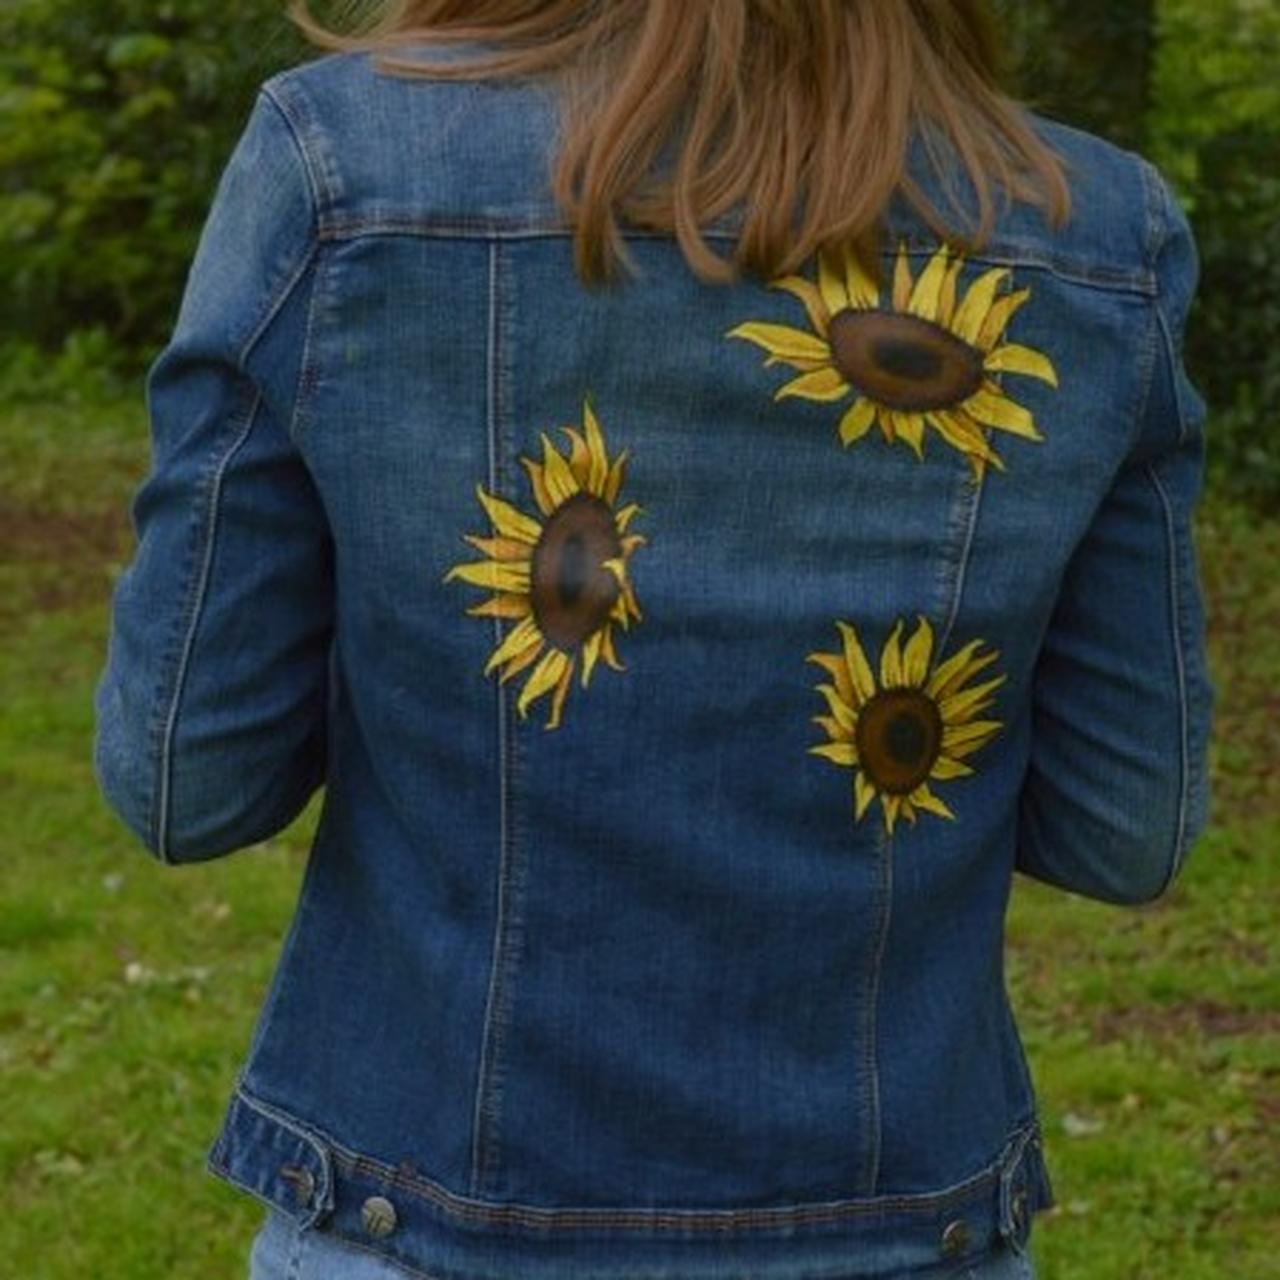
[1,0,1278,502]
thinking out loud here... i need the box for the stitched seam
[310,220,1154,290]
[470,236,511,1198]
[1155,302,1191,449]
[261,80,336,215]
[1144,461,1190,893]
[862,821,892,1194]
[153,392,262,861]
[231,1079,1039,1230]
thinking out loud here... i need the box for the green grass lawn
[1,394,1276,1278]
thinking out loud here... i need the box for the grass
[1,394,1276,1278]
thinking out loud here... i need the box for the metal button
[361,1195,398,1238]
[279,1163,315,1206]
[940,1218,971,1257]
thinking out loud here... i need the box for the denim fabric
[248,1205,1039,1280]
[94,37,1211,1280]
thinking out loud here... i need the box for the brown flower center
[530,491,622,649]
[854,688,944,795]
[827,308,985,411]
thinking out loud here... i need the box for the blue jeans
[247,1206,1038,1280]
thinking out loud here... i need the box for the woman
[92,2,1214,1278]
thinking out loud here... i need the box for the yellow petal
[926,640,1000,702]
[937,254,965,328]
[952,265,1011,345]
[603,447,629,504]
[559,424,593,489]
[461,533,533,563]
[582,397,610,494]
[768,274,832,337]
[580,628,602,687]
[814,681,858,733]
[483,613,543,675]
[962,388,1044,441]
[927,410,1006,471]
[985,343,1059,387]
[544,658,574,730]
[891,411,926,460]
[976,287,1030,351]
[496,638,543,684]
[443,559,532,592]
[809,741,860,766]
[775,365,850,403]
[882,792,901,835]
[540,431,581,505]
[474,484,543,544]
[464,592,532,620]
[838,397,877,446]
[901,614,935,687]
[843,243,880,309]
[834,620,878,706]
[929,754,975,781]
[517,646,571,720]
[939,673,1008,724]
[855,771,877,820]
[908,246,952,321]
[892,242,913,312]
[818,247,850,316]
[941,718,1003,759]
[879,618,906,689]
[805,649,856,708]
[726,320,831,363]
[518,456,556,517]
[908,782,956,821]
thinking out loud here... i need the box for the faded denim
[93,39,1213,1280]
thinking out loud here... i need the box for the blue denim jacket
[93,43,1213,1280]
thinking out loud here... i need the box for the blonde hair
[285,0,1072,289]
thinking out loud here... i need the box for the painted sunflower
[727,241,1058,479]
[442,397,646,730]
[806,614,1006,835]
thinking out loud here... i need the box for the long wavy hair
[285,1,1072,288]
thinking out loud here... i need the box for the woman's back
[93,24,1213,1280]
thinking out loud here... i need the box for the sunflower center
[827,308,985,411]
[530,491,622,650]
[855,687,944,795]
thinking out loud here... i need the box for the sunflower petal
[880,618,906,689]
[843,243,880,308]
[834,620,878,707]
[939,673,1008,723]
[814,681,858,733]
[474,484,543,544]
[855,771,877,820]
[838,397,877,446]
[882,792,901,835]
[818,247,850,316]
[941,718,1003,758]
[985,343,1059,386]
[908,782,956,821]
[962,388,1044,441]
[952,265,1011,345]
[810,740,860,766]
[806,649,856,707]
[726,320,831,363]
[976,287,1031,351]
[908,246,952,321]
[517,647,571,720]
[768,274,832,337]
[892,242,913,312]
[901,615,935,686]
[929,754,975,780]
[775,366,850,403]
[927,641,1000,702]
[937,254,965,328]
[892,410,926,460]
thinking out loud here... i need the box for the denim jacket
[93,43,1214,1280]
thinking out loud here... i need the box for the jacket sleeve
[1014,160,1216,905]
[92,84,334,865]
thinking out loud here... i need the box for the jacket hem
[207,1079,1053,1280]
